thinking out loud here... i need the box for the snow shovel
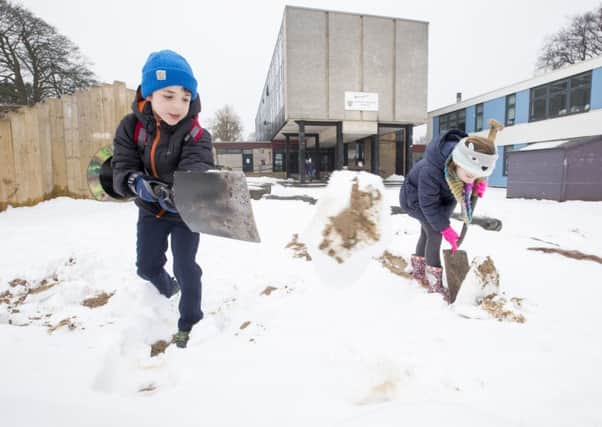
[172,170,261,243]
[442,195,477,304]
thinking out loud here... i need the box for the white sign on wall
[344,91,379,112]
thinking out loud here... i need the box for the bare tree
[0,0,96,105]
[210,105,243,142]
[537,5,602,70]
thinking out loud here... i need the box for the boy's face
[146,85,192,125]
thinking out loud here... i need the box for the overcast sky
[19,0,602,139]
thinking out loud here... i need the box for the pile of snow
[452,256,527,322]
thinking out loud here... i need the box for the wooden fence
[0,81,135,212]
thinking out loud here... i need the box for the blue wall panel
[465,105,476,133]
[515,89,530,124]
[432,116,439,142]
[591,67,602,110]
[483,97,505,127]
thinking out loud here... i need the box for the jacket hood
[131,85,201,131]
[425,129,467,170]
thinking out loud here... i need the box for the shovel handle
[456,194,478,248]
[148,179,174,204]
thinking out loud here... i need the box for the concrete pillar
[371,133,380,175]
[405,125,413,176]
[285,134,290,179]
[314,135,321,180]
[336,122,343,170]
[395,129,403,175]
[298,121,305,183]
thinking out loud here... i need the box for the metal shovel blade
[443,195,478,303]
[442,249,470,303]
[173,170,261,243]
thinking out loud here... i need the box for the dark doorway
[242,151,253,172]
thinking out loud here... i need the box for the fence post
[0,119,16,210]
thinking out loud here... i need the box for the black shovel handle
[147,179,175,204]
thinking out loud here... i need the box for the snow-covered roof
[518,135,602,151]
[519,140,569,151]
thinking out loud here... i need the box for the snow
[519,140,569,151]
[1,177,602,426]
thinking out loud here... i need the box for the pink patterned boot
[410,255,429,289]
[425,265,450,302]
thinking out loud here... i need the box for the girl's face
[457,166,478,184]
[146,85,191,125]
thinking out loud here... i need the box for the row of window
[438,71,593,135]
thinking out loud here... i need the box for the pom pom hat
[141,50,198,100]
[451,136,498,177]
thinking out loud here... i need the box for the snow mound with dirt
[302,170,391,287]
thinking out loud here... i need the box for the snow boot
[174,330,190,348]
[425,265,450,302]
[410,255,429,289]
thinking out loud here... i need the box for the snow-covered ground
[1,178,601,427]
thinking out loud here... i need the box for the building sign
[344,91,379,111]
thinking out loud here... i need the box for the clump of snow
[302,171,391,287]
[452,256,526,322]
[453,256,500,306]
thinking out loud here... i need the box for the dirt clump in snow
[475,256,500,289]
[260,286,278,296]
[378,251,411,278]
[150,339,172,357]
[285,234,312,261]
[528,247,602,264]
[47,317,77,333]
[82,291,115,308]
[320,178,381,263]
[479,294,526,323]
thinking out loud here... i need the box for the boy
[111,50,214,348]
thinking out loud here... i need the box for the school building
[427,56,602,188]
[250,5,428,182]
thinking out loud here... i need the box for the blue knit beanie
[141,50,198,100]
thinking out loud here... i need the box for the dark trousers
[136,209,203,332]
[415,220,443,268]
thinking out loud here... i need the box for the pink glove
[441,226,459,252]
[474,180,487,198]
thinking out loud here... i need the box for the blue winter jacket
[399,129,467,231]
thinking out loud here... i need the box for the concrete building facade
[255,6,429,181]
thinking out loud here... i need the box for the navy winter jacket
[399,129,467,231]
[111,87,214,219]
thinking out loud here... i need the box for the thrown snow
[302,171,391,287]
[1,183,602,427]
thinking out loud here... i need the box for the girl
[399,129,497,299]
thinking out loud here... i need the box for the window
[569,73,591,113]
[529,71,591,121]
[549,80,568,117]
[505,94,516,126]
[438,109,466,134]
[475,103,484,131]
[274,152,284,172]
[503,145,514,177]
[530,86,547,121]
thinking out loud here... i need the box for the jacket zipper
[149,120,166,218]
